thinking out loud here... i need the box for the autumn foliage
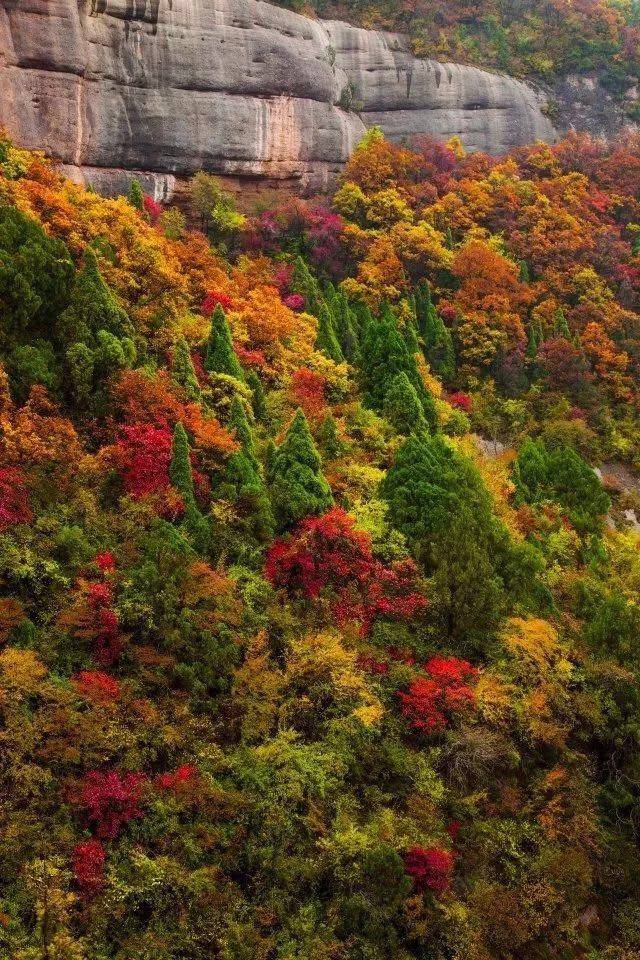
[0,129,639,960]
[398,657,478,732]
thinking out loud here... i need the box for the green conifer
[315,303,344,363]
[172,337,201,401]
[526,322,540,360]
[291,256,323,316]
[220,449,274,543]
[58,250,131,346]
[554,308,571,339]
[359,308,430,413]
[204,304,244,380]
[227,394,258,470]
[334,292,359,362]
[169,422,195,503]
[415,281,455,381]
[317,411,344,459]
[383,372,426,435]
[269,409,333,528]
[127,179,145,211]
[247,370,268,424]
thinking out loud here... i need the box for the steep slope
[0,0,555,196]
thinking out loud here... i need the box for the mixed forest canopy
[1,124,640,959]
[276,0,640,101]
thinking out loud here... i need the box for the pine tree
[513,437,549,505]
[58,250,131,346]
[291,256,323,316]
[227,394,258,470]
[317,412,344,459]
[247,370,268,424]
[315,303,344,363]
[220,449,274,543]
[380,432,493,560]
[66,342,94,407]
[171,338,201,401]
[383,373,426,435]
[333,291,359,362]
[204,304,244,380]
[269,409,333,528]
[554,308,571,339]
[127,179,144,211]
[359,308,430,414]
[526,322,540,361]
[430,507,503,653]
[169,422,195,503]
[415,282,455,382]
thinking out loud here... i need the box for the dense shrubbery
[0,128,640,959]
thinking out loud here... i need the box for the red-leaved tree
[72,839,106,895]
[266,508,427,635]
[398,657,478,733]
[74,771,146,840]
[0,467,32,530]
[73,671,120,703]
[403,845,454,894]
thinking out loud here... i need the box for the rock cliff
[0,0,556,197]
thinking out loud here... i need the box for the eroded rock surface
[0,0,556,196]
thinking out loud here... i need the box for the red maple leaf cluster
[398,656,478,733]
[283,293,305,311]
[290,368,328,419]
[234,343,266,369]
[0,467,32,531]
[74,771,147,841]
[143,194,162,223]
[155,764,198,792]
[72,839,106,896]
[73,670,120,702]
[403,845,454,894]
[265,508,427,635]
[86,579,122,667]
[94,550,117,572]
[448,391,472,413]
[114,424,174,500]
[200,289,234,316]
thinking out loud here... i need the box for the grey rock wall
[0,0,557,196]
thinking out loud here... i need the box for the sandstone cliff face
[0,0,556,196]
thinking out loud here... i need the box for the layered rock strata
[0,0,556,196]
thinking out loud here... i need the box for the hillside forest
[1,126,640,959]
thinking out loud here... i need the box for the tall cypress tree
[227,394,259,470]
[359,307,430,414]
[333,291,359,362]
[220,449,274,544]
[315,303,344,363]
[59,249,132,346]
[526,322,539,361]
[317,411,344,459]
[554,308,571,339]
[204,304,244,380]
[172,337,201,401]
[291,256,323,316]
[269,408,333,528]
[415,281,455,382]
[383,372,427,436]
[247,370,268,424]
[169,422,195,503]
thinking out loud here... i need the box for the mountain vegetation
[1,125,640,959]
